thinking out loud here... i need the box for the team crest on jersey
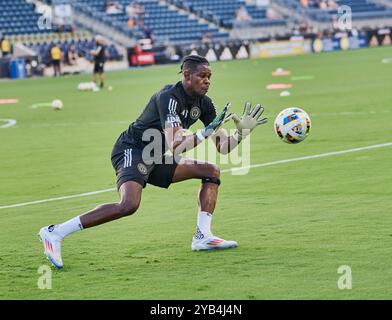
[190,106,201,120]
[137,163,148,175]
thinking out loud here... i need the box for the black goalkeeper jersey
[116,81,217,156]
[94,44,106,63]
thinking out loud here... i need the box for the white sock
[55,216,83,239]
[196,211,212,237]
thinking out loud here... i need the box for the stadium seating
[0,0,56,35]
[279,0,392,22]
[74,0,230,44]
[169,0,286,28]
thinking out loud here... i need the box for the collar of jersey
[177,81,199,106]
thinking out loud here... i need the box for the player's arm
[165,104,232,155]
[159,96,231,155]
[201,99,242,155]
[90,46,102,56]
[164,126,201,155]
[212,102,268,154]
[211,127,241,155]
[157,95,197,155]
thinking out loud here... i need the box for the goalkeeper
[38,55,267,269]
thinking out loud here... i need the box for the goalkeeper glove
[196,103,231,141]
[229,102,268,142]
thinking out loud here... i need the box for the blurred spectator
[316,0,337,10]
[299,19,309,34]
[50,43,62,77]
[125,1,137,17]
[331,15,339,31]
[201,32,213,44]
[319,0,327,10]
[266,8,279,19]
[135,17,144,31]
[67,44,79,66]
[290,28,304,41]
[126,1,145,22]
[300,0,309,7]
[327,0,338,9]
[0,35,11,58]
[106,1,122,14]
[143,26,155,44]
[127,16,135,31]
[235,5,252,22]
[350,27,359,37]
[134,1,145,19]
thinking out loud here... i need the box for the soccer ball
[274,107,311,144]
[52,99,63,110]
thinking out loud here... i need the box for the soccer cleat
[192,235,238,251]
[38,225,64,269]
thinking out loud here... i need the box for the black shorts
[94,61,105,73]
[111,142,180,190]
[52,60,60,66]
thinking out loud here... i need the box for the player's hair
[179,55,209,74]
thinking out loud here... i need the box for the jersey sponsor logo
[137,163,148,175]
[166,114,181,125]
[167,115,181,123]
[190,106,201,120]
[123,149,132,168]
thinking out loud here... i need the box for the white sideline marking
[0,119,17,128]
[1,142,392,210]
[224,142,392,174]
[0,188,116,210]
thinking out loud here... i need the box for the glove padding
[228,102,268,141]
[201,102,232,138]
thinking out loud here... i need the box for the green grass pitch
[1,47,392,299]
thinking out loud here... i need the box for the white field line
[16,110,392,128]
[0,119,17,128]
[223,142,392,174]
[1,142,392,210]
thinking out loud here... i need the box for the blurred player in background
[50,43,62,77]
[91,34,107,88]
[38,55,267,269]
[0,34,11,58]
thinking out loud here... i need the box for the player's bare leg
[172,158,219,213]
[38,181,142,268]
[99,72,104,88]
[80,181,142,228]
[172,158,237,251]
